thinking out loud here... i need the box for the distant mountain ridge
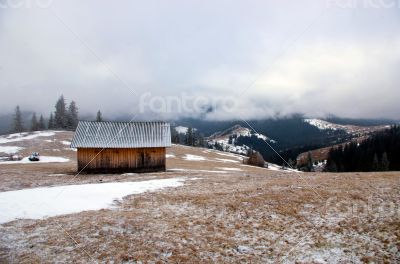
[206,124,275,155]
[173,116,397,165]
[304,118,390,136]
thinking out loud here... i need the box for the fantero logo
[139,92,237,115]
[324,196,399,219]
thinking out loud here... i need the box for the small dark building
[70,121,171,173]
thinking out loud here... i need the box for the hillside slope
[0,131,399,263]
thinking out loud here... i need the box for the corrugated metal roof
[70,121,171,148]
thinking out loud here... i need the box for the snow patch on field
[0,156,69,165]
[213,151,243,159]
[170,168,227,174]
[61,141,71,145]
[65,148,77,152]
[47,174,67,177]
[267,163,301,173]
[166,154,176,158]
[218,167,242,171]
[0,146,24,154]
[183,154,206,161]
[304,119,346,131]
[0,131,57,144]
[0,178,186,224]
[240,164,266,169]
[215,158,239,163]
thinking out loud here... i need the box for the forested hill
[178,116,346,149]
[325,126,400,172]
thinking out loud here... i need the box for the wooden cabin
[70,121,171,173]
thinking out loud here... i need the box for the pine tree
[214,142,223,151]
[13,105,24,133]
[192,130,198,146]
[30,112,38,131]
[197,133,206,147]
[96,110,103,122]
[54,95,67,129]
[381,152,390,171]
[66,101,79,129]
[38,115,46,130]
[372,153,379,171]
[171,127,179,144]
[325,161,338,172]
[288,158,296,168]
[185,127,194,146]
[326,126,400,172]
[48,113,55,129]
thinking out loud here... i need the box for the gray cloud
[0,0,399,120]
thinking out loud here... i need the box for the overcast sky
[0,0,399,120]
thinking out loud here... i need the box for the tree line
[171,127,206,147]
[12,95,104,133]
[325,126,400,172]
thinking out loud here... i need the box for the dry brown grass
[0,144,399,263]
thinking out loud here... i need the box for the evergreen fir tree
[96,110,103,122]
[325,126,400,172]
[288,158,296,168]
[372,153,379,171]
[171,127,179,144]
[192,130,198,146]
[185,127,194,146]
[48,113,55,129]
[214,142,223,151]
[30,112,38,131]
[13,105,24,133]
[325,160,338,172]
[381,152,390,171]
[38,115,46,130]
[66,101,79,129]
[197,133,206,147]
[54,95,67,129]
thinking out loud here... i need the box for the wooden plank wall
[77,147,166,173]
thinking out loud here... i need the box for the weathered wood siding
[77,147,166,173]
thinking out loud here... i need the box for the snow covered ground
[183,154,207,161]
[207,125,276,155]
[61,140,71,145]
[304,118,349,131]
[304,118,389,136]
[209,150,244,160]
[217,167,242,171]
[169,168,228,174]
[267,163,300,173]
[0,178,186,223]
[0,131,58,144]
[215,158,240,163]
[0,156,69,165]
[0,146,24,154]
